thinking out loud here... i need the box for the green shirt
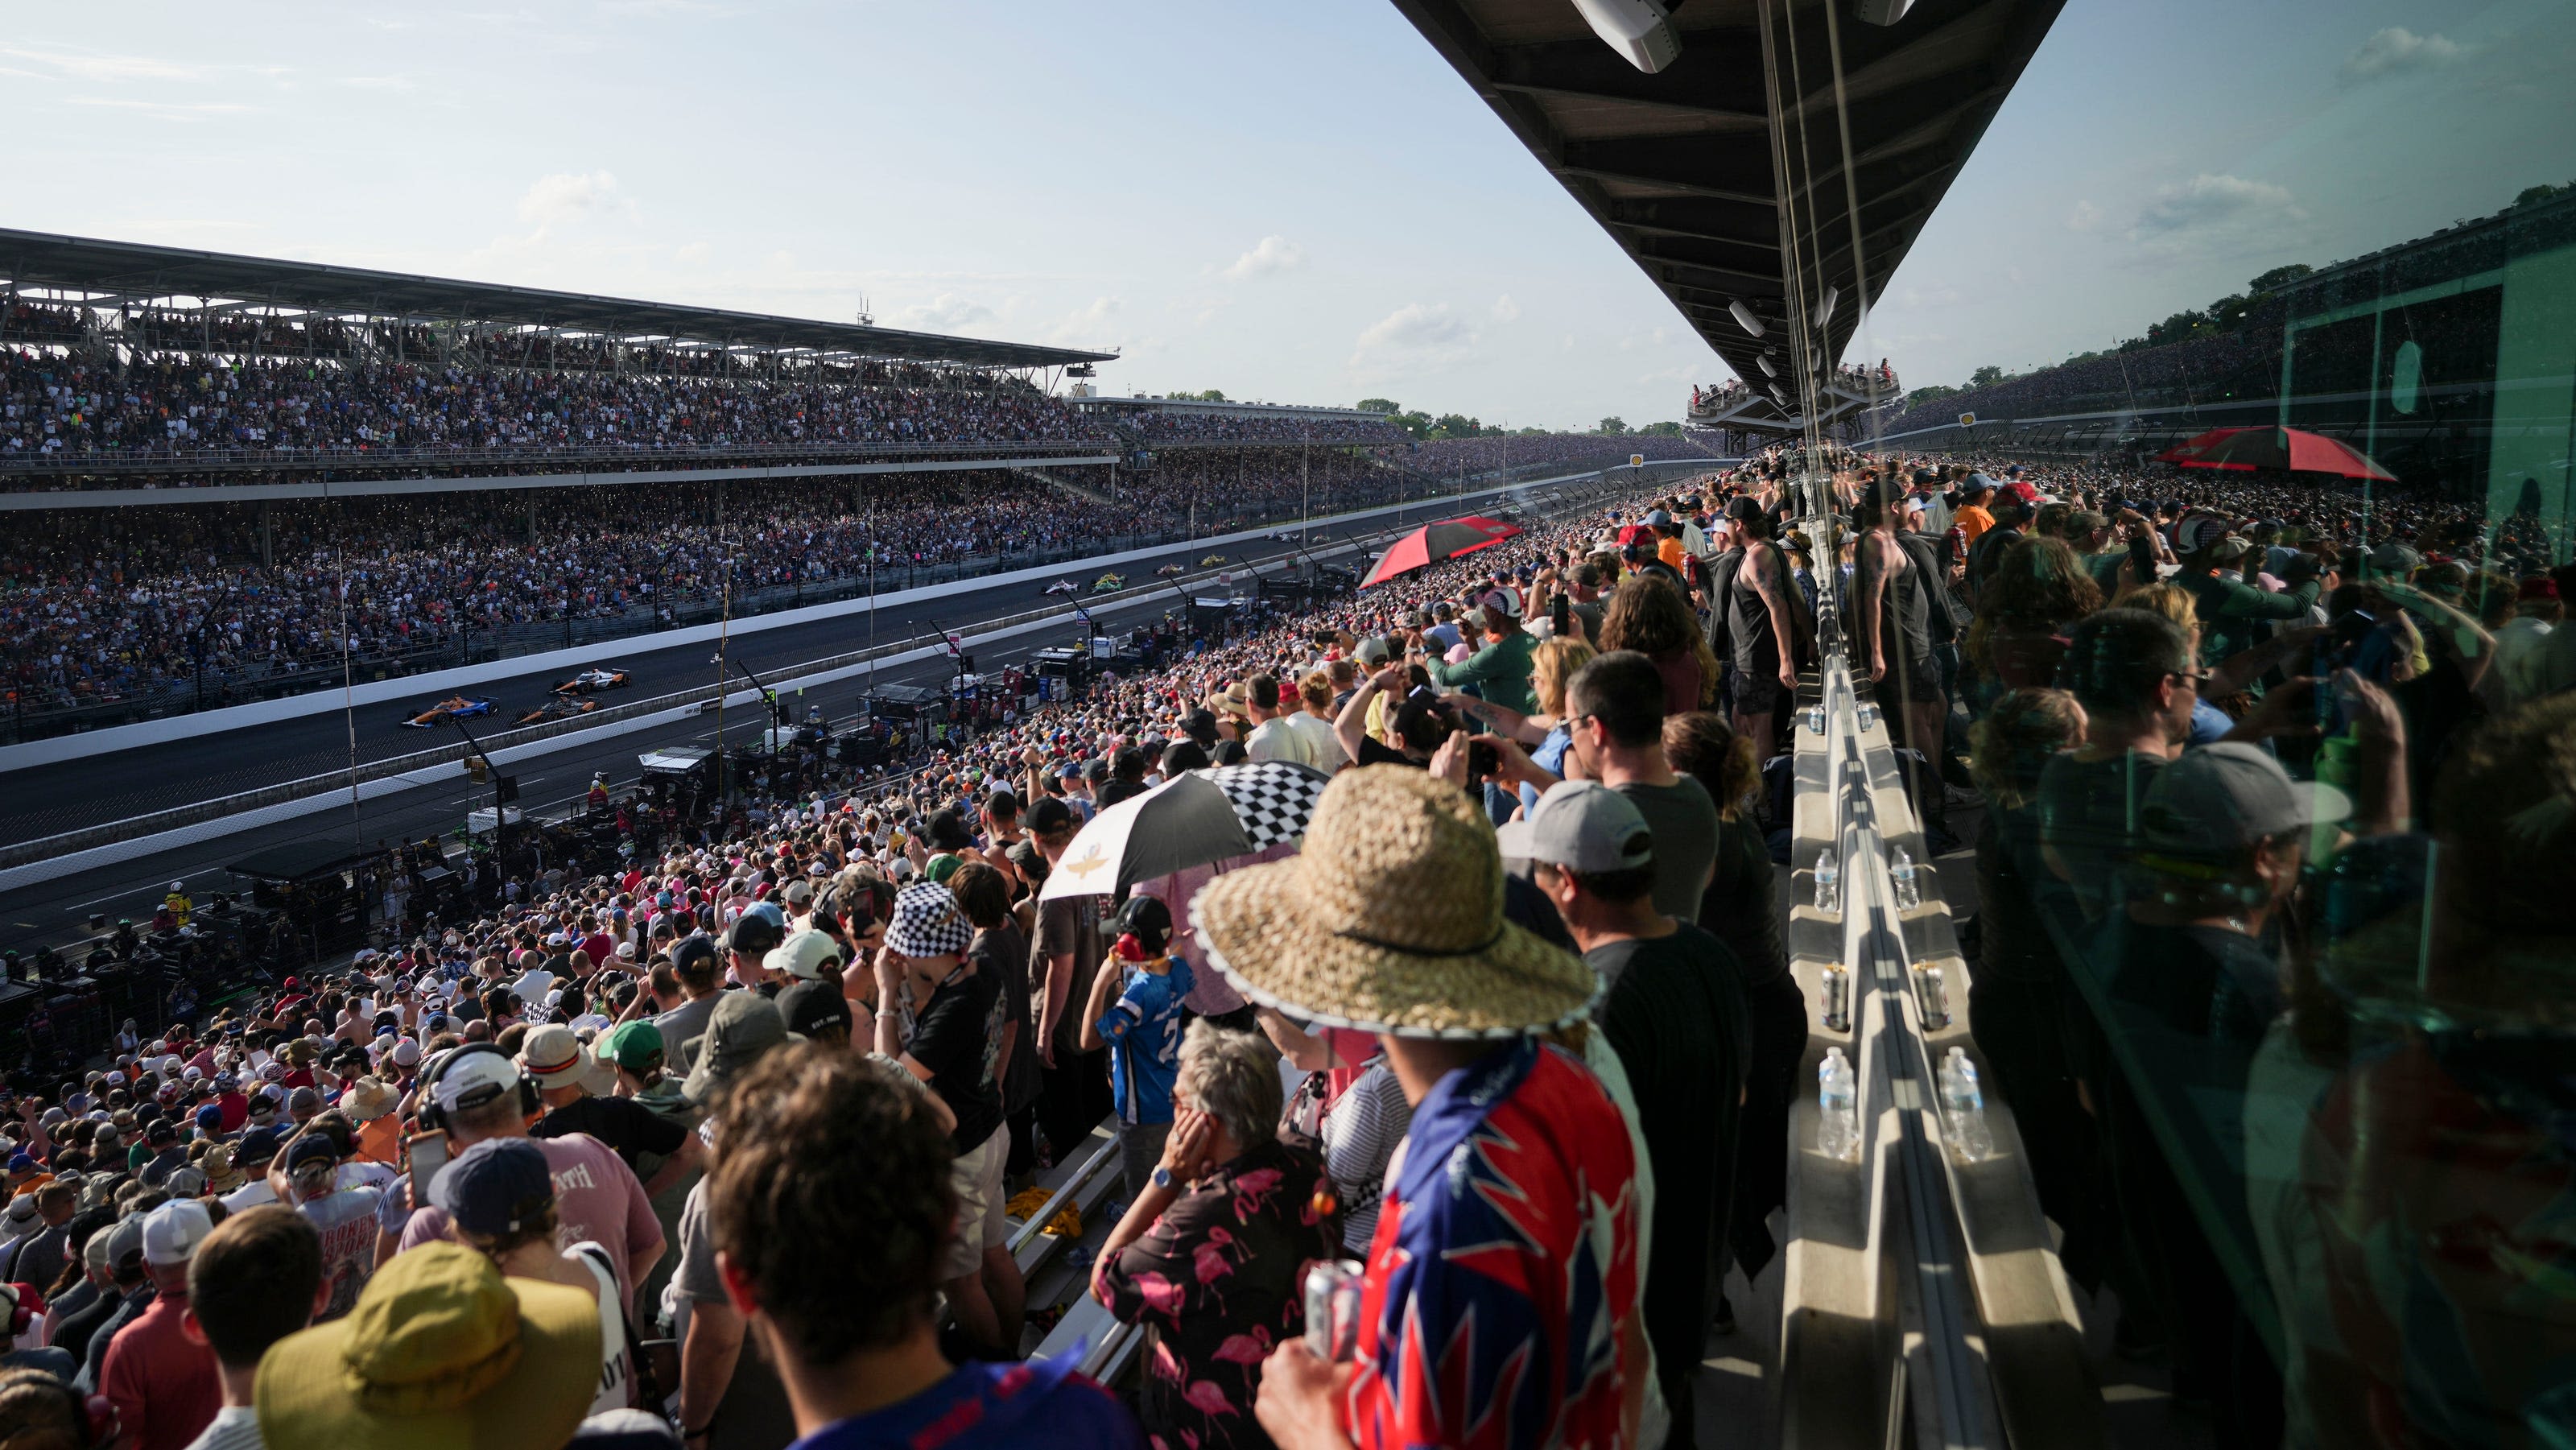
[2176,570,2318,668]
[1428,630,1539,715]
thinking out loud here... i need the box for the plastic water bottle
[1813,847,1840,913]
[1939,1047,1992,1162]
[1818,1047,1858,1160]
[1889,845,1920,910]
[1856,701,1876,733]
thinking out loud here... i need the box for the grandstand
[1859,184,2576,514]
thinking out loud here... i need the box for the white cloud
[2065,199,2103,233]
[0,45,208,83]
[336,75,418,93]
[888,293,998,333]
[2132,173,2305,237]
[65,97,258,119]
[517,171,628,229]
[1490,295,1521,324]
[1043,295,1122,347]
[2340,27,2467,84]
[1348,302,1480,380]
[1222,235,1306,281]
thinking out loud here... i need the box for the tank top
[572,1241,635,1418]
[1860,531,1934,666]
[1727,542,1781,675]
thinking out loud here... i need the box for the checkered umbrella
[1201,761,1331,852]
[1037,773,1254,902]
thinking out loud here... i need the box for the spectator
[869,882,1020,1359]
[700,1044,1140,1448]
[398,1046,663,1318]
[1509,781,1750,1449]
[1195,767,1648,1450]
[1078,894,1192,1197]
[175,1205,325,1450]
[524,1027,700,1196]
[1599,575,1716,715]
[654,939,726,1075]
[279,1133,380,1322]
[433,1138,641,1418]
[1426,588,1538,713]
[948,862,1042,1189]
[253,1242,602,1450]
[100,1199,221,1450]
[1027,799,1115,1164]
[1092,1022,1339,1449]
[1550,651,1719,926]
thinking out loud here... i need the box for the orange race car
[401,696,497,729]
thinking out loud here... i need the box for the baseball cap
[681,992,799,1106]
[0,1196,35,1232]
[430,1138,555,1240]
[597,1021,666,1074]
[764,930,843,984]
[1643,508,1673,527]
[781,880,815,907]
[236,1127,280,1167]
[722,912,782,956]
[777,979,853,1039]
[428,1049,524,1116]
[142,1198,215,1267]
[1026,797,1075,836]
[518,1026,614,1096]
[2140,743,2352,861]
[670,936,720,979]
[1495,781,1656,874]
[1352,636,1393,667]
[284,1134,340,1177]
[104,1216,147,1273]
[1479,587,1522,622]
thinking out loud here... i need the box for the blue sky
[5,1,2570,431]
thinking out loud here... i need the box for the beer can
[1919,965,1949,1027]
[1822,965,1851,1033]
[1303,1258,1364,1361]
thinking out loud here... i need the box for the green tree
[1427,413,1486,440]
[1356,397,1403,416]
[1966,366,2009,390]
[2246,263,2314,295]
[1596,415,1629,435]
[1393,409,1436,439]
[1187,388,1228,402]
[1641,420,1684,436]
[1903,382,1962,409]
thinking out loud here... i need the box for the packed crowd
[6,436,2568,1446]
[0,349,1107,462]
[1111,410,1410,448]
[1405,432,1705,476]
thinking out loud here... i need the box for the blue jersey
[1095,956,1193,1126]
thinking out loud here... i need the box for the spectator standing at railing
[1212,767,1648,1450]
[1091,1022,1337,1450]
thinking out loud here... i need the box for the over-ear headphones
[413,1042,539,1135]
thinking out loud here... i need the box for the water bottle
[1856,701,1876,733]
[1817,1047,1858,1160]
[1813,847,1839,913]
[1806,704,1825,736]
[1889,845,1920,910]
[1939,1047,1992,1162]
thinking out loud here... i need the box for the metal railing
[1775,473,2104,1449]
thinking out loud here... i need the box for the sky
[4,0,2570,432]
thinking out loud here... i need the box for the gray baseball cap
[1495,782,1655,874]
[2140,743,2351,861]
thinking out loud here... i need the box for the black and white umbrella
[1038,773,1253,902]
[1201,760,1331,851]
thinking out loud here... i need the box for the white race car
[1045,579,1080,597]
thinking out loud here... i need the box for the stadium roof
[1387,0,2062,428]
[0,228,1117,370]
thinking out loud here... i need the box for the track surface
[0,484,1599,956]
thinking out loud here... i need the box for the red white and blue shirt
[1342,1039,1645,1450]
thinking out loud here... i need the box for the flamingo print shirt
[1095,1137,1341,1450]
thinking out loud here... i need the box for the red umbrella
[1360,515,1523,588]
[2155,426,2395,481]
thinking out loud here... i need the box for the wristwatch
[1150,1165,1175,1191]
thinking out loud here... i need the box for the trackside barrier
[1775,475,2103,1448]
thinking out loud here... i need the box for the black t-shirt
[1587,923,1751,1385]
[530,1094,687,1173]
[906,966,1005,1154]
[2036,750,2168,925]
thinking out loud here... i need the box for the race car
[1092,573,1126,593]
[402,696,497,729]
[1045,579,1080,597]
[515,696,602,725]
[552,667,632,695]
[1199,553,1228,567]
[1154,563,1187,577]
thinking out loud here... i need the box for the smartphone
[405,1130,452,1196]
[1551,595,1571,635]
[1468,739,1500,783]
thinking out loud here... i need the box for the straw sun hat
[1195,764,1597,1039]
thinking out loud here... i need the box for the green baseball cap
[923,853,965,886]
[597,1020,666,1072]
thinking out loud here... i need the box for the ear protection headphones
[412,1042,539,1136]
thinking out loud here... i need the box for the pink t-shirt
[399,1132,663,1311]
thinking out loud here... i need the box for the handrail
[1773,469,2102,1448]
